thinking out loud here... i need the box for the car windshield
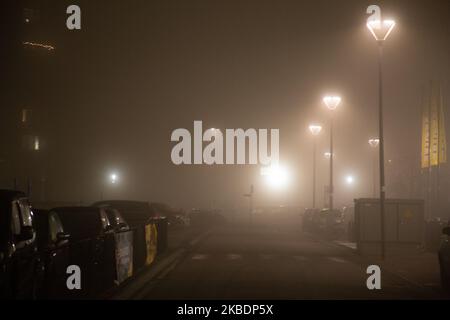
[55,209,102,240]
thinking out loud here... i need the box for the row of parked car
[302,207,353,240]
[0,189,168,299]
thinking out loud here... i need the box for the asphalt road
[142,214,444,300]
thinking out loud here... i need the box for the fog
[2,0,450,212]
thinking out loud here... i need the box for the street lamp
[323,95,341,210]
[110,173,118,184]
[368,138,380,198]
[260,164,290,189]
[367,16,396,260]
[323,96,341,111]
[101,171,119,200]
[367,20,396,42]
[345,175,355,185]
[309,124,322,208]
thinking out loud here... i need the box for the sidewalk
[333,240,448,296]
[110,226,211,299]
[375,251,441,289]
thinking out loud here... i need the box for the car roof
[51,206,101,214]
[0,189,27,202]
[93,200,149,207]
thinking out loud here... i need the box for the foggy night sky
[2,0,450,210]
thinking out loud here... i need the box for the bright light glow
[367,19,396,41]
[324,152,334,159]
[323,96,341,110]
[308,124,322,136]
[346,175,354,185]
[33,136,40,151]
[368,138,380,148]
[260,164,290,189]
[110,173,118,184]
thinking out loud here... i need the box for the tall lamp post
[309,125,322,208]
[323,96,341,210]
[367,18,396,259]
[368,138,380,198]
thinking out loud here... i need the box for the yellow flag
[430,85,440,166]
[439,89,447,164]
[421,94,430,169]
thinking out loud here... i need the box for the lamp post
[243,184,254,226]
[367,18,396,259]
[368,138,380,198]
[309,125,322,208]
[323,96,341,210]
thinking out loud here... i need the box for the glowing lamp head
[367,19,396,41]
[324,152,332,159]
[110,173,118,184]
[368,138,380,148]
[346,175,354,185]
[323,96,341,110]
[260,164,290,189]
[309,125,322,136]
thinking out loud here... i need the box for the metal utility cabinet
[354,198,425,256]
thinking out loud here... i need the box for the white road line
[191,254,208,260]
[227,254,242,260]
[328,257,347,263]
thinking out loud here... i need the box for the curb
[111,229,212,300]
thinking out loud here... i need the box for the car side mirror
[56,232,70,243]
[16,226,34,242]
[443,227,450,236]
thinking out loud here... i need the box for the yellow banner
[421,84,447,168]
[439,95,447,164]
[145,223,158,266]
[421,95,430,168]
[430,87,440,166]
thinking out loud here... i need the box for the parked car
[302,208,319,232]
[438,224,450,289]
[93,200,169,269]
[92,200,155,227]
[315,209,345,239]
[94,205,130,232]
[33,209,71,299]
[51,206,116,298]
[0,190,41,299]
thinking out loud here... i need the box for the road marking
[227,254,242,260]
[333,241,357,250]
[191,254,208,260]
[328,257,348,263]
[156,260,179,279]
